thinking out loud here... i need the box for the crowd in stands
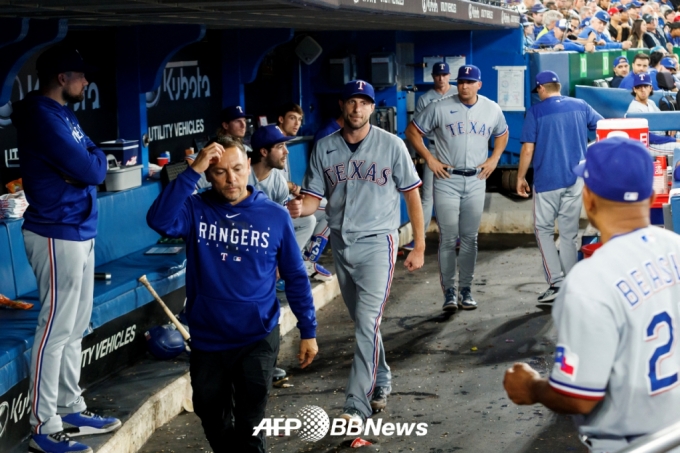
[515,0,680,55]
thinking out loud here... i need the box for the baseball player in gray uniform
[293,80,425,427]
[403,61,458,251]
[406,65,508,312]
[504,138,680,453]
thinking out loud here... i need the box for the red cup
[157,157,169,167]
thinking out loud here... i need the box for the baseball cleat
[442,287,458,312]
[273,366,287,381]
[61,411,121,437]
[537,286,559,304]
[305,260,333,282]
[340,408,366,429]
[459,287,478,310]
[29,432,92,453]
[402,240,415,251]
[370,386,390,412]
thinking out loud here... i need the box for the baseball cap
[532,70,560,93]
[607,7,619,16]
[642,13,654,23]
[661,56,676,69]
[555,19,570,30]
[432,61,450,75]
[250,124,295,151]
[651,45,666,54]
[580,18,591,28]
[613,56,629,67]
[457,65,482,82]
[36,46,97,76]
[342,80,375,103]
[530,4,548,13]
[629,1,643,8]
[573,137,652,202]
[632,72,652,87]
[594,10,611,23]
[520,15,533,26]
[221,105,247,123]
[617,4,628,12]
[674,16,680,22]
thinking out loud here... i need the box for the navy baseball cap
[633,72,652,87]
[457,65,482,82]
[532,70,560,93]
[594,10,611,23]
[36,46,97,76]
[630,1,643,8]
[343,80,375,103]
[221,105,247,123]
[613,56,628,67]
[661,57,677,69]
[531,4,547,13]
[432,61,450,75]
[250,124,295,151]
[573,137,652,202]
[642,13,654,23]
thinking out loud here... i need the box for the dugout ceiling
[0,0,519,30]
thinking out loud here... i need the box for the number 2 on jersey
[645,311,678,395]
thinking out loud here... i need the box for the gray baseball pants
[434,175,486,292]
[533,179,583,288]
[23,230,93,435]
[421,164,434,232]
[330,230,397,418]
[293,215,315,252]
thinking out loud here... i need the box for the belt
[358,234,378,239]
[448,168,478,177]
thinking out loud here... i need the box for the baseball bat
[138,275,191,342]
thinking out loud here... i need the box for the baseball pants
[533,179,583,288]
[434,175,486,291]
[292,215,315,252]
[23,230,93,435]
[421,164,434,232]
[330,230,397,418]
[191,325,280,453]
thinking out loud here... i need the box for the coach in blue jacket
[147,138,318,453]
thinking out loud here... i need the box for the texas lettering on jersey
[444,120,494,138]
[323,160,391,187]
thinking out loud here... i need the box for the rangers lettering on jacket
[445,121,494,137]
[198,222,270,249]
[323,160,391,187]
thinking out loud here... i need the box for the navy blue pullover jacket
[147,168,317,351]
[11,92,107,241]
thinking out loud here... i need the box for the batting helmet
[145,324,186,360]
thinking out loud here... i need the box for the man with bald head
[505,137,680,453]
[147,140,318,453]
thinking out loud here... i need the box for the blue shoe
[276,279,285,292]
[459,287,478,310]
[29,432,92,453]
[305,260,333,282]
[61,410,122,437]
[442,287,458,312]
[402,240,415,251]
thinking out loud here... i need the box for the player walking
[406,65,508,312]
[294,80,425,427]
[504,137,680,452]
[517,71,602,306]
[403,61,457,251]
[11,46,121,453]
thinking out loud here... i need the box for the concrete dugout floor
[141,233,586,453]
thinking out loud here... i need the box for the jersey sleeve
[549,283,619,400]
[301,140,326,200]
[273,170,290,205]
[412,101,438,136]
[492,105,509,137]
[519,108,537,144]
[415,93,427,114]
[393,139,422,192]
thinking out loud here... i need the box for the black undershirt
[345,138,365,153]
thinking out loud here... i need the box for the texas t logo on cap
[356,81,366,90]
[440,64,446,70]
[464,66,471,74]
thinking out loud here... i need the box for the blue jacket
[147,168,317,351]
[578,26,623,49]
[618,72,660,90]
[11,92,107,241]
[532,30,586,52]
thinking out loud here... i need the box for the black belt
[358,234,378,239]
[448,168,478,177]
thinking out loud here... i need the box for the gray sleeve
[415,94,427,115]
[393,139,422,192]
[273,170,290,205]
[412,102,438,135]
[492,104,509,137]
[301,141,326,200]
[626,101,646,114]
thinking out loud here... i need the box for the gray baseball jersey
[301,126,421,245]
[248,169,289,205]
[416,85,458,144]
[413,94,508,169]
[551,226,680,445]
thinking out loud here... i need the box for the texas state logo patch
[554,345,579,381]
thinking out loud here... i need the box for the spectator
[668,21,680,46]
[531,4,549,37]
[569,12,582,32]
[660,56,680,88]
[661,5,675,26]
[578,10,633,49]
[648,50,666,84]
[597,0,610,11]
[610,56,630,87]
[627,18,646,47]
[609,7,631,41]
[627,0,642,20]
[569,0,585,16]
[534,19,595,51]
[523,15,537,50]
[546,0,558,10]
[618,52,660,90]
[641,13,672,50]
[536,10,564,39]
